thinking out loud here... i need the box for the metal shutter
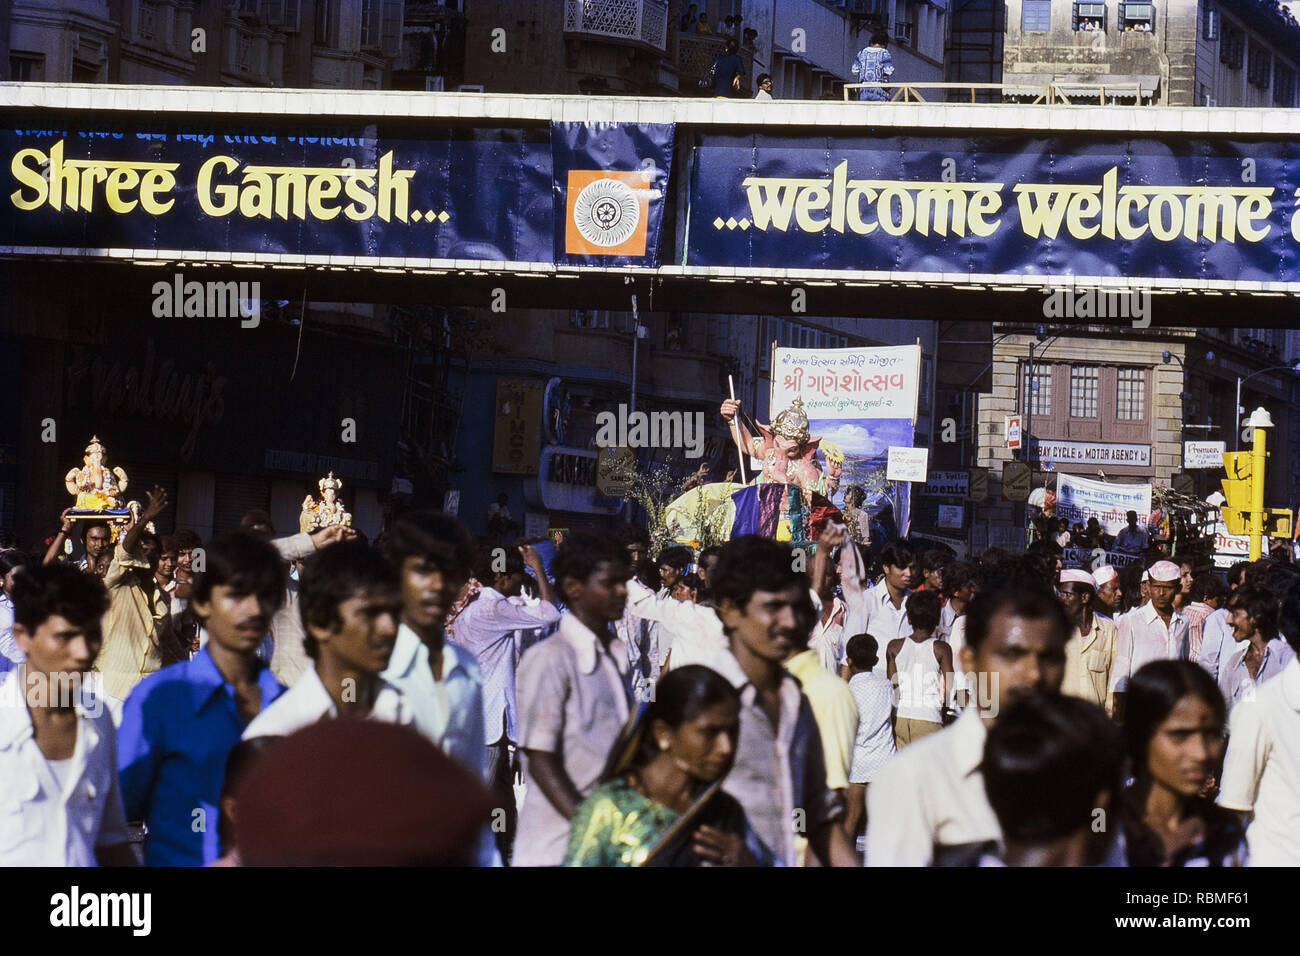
[115,462,179,536]
[212,473,271,536]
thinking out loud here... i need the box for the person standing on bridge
[851,31,895,102]
[710,38,746,98]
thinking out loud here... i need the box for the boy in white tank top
[887,589,954,748]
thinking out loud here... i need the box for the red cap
[235,720,496,866]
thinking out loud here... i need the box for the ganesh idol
[65,436,129,512]
[300,472,353,533]
[720,396,841,499]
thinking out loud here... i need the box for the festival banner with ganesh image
[770,345,922,538]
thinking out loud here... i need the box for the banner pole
[729,374,748,485]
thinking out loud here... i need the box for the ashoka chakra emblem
[573,178,640,247]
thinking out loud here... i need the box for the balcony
[674,33,755,95]
[563,0,670,52]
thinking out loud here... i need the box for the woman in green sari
[564,665,774,867]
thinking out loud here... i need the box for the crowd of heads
[8,490,1300,868]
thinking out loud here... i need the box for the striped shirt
[93,543,184,702]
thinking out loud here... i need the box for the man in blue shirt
[711,38,746,98]
[117,533,287,866]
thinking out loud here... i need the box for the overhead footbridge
[2,83,1298,325]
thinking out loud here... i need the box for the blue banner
[2,120,674,266]
[551,121,674,267]
[686,135,1300,283]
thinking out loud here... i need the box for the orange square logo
[564,169,652,257]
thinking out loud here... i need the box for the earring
[658,738,670,751]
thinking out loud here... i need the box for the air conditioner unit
[457,84,484,93]
[426,76,444,91]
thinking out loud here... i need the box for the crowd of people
[2,487,1299,868]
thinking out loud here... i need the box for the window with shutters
[380,0,404,56]
[9,53,44,82]
[1074,2,1105,33]
[1070,367,1099,418]
[569,309,610,329]
[1116,368,1145,421]
[1275,63,1296,106]
[1022,0,1051,32]
[1221,23,1244,69]
[139,1,158,40]
[1119,1,1154,31]
[1025,364,1150,446]
[1247,44,1272,89]
[1022,364,1052,418]
[361,0,376,46]
[315,0,338,46]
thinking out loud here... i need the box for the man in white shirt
[1181,572,1225,667]
[1195,575,1237,681]
[380,512,488,780]
[865,584,1072,866]
[1,564,134,865]
[245,539,407,739]
[514,532,632,866]
[754,73,774,100]
[625,575,729,670]
[265,523,356,687]
[1110,561,1189,722]
[839,541,912,678]
[1216,585,1296,716]
[1217,580,1300,865]
[703,535,858,867]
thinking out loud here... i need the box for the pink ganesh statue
[720,396,842,541]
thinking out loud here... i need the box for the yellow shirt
[786,650,859,792]
[93,542,182,701]
[1062,613,1118,716]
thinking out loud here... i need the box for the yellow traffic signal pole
[1248,409,1270,560]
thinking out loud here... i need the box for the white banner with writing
[1055,473,1152,536]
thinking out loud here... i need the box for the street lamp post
[1246,407,1273,561]
[1024,327,1055,467]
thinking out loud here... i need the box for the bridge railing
[843,81,1151,105]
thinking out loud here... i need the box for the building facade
[968,324,1299,553]
[6,0,407,88]
[1001,0,1300,106]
